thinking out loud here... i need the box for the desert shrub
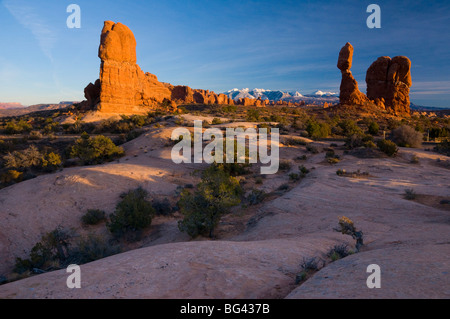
[202,120,211,128]
[299,165,310,176]
[327,157,340,164]
[178,165,242,238]
[387,118,401,130]
[296,257,324,284]
[306,120,331,139]
[277,183,290,191]
[377,139,398,157]
[279,160,292,171]
[221,105,237,113]
[257,123,272,133]
[42,152,62,171]
[211,118,222,125]
[334,216,364,252]
[434,140,450,156]
[283,137,307,146]
[306,144,319,154]
[289,173,300,181]
[404,189,416,200]
[81,209,106,226]
[391,125,423,148]
[345,133,374,149]
[70,133,124,165]
[0,140,14,154]
[410,155,420,164]
[28,130,44,140]
[429,127,449,139]
[0,170,23,185]
[246,109,260,122]
[327,243,353,261]
[338,119,362,137]
[107,187,155,241]
[152,198,173,216]
[70,235,121,264]
[4,119,32,134]
[212,139,251,176]
[246,189,266,205]
[368,121,380,135]
[14,227,72,274]
[4,145,43,169]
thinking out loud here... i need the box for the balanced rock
[337,43,368,106]
[95,21,172,114]
[366,56,411,115]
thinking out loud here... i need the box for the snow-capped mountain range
[224,88,339,105]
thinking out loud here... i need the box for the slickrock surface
[0,123,449,298]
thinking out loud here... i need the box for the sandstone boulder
[84,79,100,107]
[366,56,412,115]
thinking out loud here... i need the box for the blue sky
[1,0,450,107]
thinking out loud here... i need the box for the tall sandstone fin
[96,21,172,114]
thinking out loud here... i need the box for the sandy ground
[0,121,449,298]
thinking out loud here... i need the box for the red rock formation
[171,86,194,104]
[337,43,368,106]
[84,21,307,114]
[84,79,100,108]
[366,56,411,115]
[95,21,172,114]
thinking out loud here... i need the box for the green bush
[327,244,353,261]
[70,235,121,264]
[81,209,106,225]
[178,165,242,238]
[391,125,423,148]
[368,121,379,135]
[4,119,32,134]
[42,152,62,170]
[338,119,362,137]
[377,139,398,157]
[434,140,450,156]
[70,133,124,165]
[246,189,266,205]
[306,120,331,139]
[279,160,292,171]
[345,134,373,149]
[246,109,260,122]
[14,227,72,274]
[404,189,417,200]
[107,187,155,241]
[152,198,173,216]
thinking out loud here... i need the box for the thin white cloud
[411,81,450,94]
[3,0,56,61]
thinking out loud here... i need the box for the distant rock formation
[337,43,368,106]
[366,56,412,115]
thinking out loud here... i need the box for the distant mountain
[409,103,450,111]
[224,88,339,105]
[0,103,74,118]
[0,102,25,110]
